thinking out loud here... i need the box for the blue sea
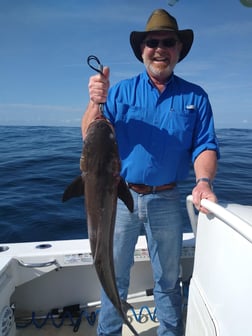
[0,126,251,244]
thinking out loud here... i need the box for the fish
[62,118,139,335]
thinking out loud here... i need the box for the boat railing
[186,195,252,243]
[186,195,198,236]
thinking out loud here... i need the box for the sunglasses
[144,38,178,49]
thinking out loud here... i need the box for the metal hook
[87,55,104,114]
[87,55,104,75]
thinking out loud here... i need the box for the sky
[0,0,252,129]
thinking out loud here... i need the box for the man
[82,9,219,336]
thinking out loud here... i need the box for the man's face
[141,31,182,82]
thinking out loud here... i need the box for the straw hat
[130,9,194,63]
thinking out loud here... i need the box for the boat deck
[15,297,159,335]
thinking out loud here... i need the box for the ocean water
[0,126,251,244]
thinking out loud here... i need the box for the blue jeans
[97,188,184,336]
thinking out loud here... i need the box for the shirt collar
[143,70,175,88]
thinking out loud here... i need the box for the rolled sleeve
[192,98,220,163]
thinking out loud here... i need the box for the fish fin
[62,175,84,202]
[117,178,134,212]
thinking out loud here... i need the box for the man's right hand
[88,66,110,104]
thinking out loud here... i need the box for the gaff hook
[87,55,104,114]
[87,55,104,75]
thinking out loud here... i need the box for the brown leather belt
[128,182,176,195]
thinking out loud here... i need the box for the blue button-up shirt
[103,71,219,185]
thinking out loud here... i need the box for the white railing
[186,195,252,243]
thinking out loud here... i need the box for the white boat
[186,196,252,336]
[0,196,251,336]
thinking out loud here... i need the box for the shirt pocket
[166,107,197,148]
[115,102,147,123]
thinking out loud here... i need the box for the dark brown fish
[63,118,138,335]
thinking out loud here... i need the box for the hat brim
[130,29,194,63]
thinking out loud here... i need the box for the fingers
[192,184,218,214]
[88,66,110,104]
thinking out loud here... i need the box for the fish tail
[125,319,139,336]
[121,300,139,335]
